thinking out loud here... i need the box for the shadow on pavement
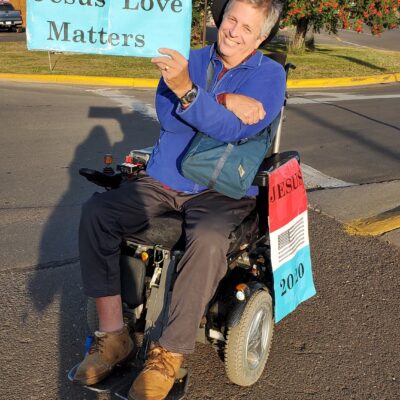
[27,104,159,399]
[289,104,400,164]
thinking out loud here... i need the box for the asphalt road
[0,29,25,42]
[313,27,400,52]
[284,84,400,184]
[0,81,399,399]
[1,82,399,271]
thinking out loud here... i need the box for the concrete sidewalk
[307,181,400,249]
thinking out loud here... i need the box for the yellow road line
[0,73,159,88]
[0,72,399,89]
[346,209,400,236]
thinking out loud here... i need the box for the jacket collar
[210,43,263,69]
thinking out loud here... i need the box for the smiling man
[74,0,286,399]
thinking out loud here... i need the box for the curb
[0,72,399,89]
[287,72,400,88]
[345,207,400,237]
[0,73,158,88]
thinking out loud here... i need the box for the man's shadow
[27,105,160,399]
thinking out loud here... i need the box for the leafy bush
[281,0,400,50]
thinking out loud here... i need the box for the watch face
[181,85,198,105]
[186,89,197,102]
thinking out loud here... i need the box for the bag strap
[206,59,214,92]
[209,143,235,189]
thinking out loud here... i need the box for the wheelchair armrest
[79,168,122,189]
[253,151,300,187]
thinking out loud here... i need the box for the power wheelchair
[69,3,298,399]
[69,77,297,400]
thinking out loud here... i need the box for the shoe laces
[88,331,106,355]
[143,346,178,379]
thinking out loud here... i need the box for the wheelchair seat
[123,208,258,254]
[123,211,184,249]
[122,151,300,252]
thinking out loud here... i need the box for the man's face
[217,0,267,67]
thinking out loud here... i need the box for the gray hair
[223,0,283,38]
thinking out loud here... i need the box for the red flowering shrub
[281,0,400,50]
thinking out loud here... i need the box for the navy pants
[79,174,255,354]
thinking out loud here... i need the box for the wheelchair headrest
[211,0,283,45]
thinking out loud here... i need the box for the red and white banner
[268,158,316,322]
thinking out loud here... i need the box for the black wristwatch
[180,84,198,106]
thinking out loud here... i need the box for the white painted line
[301,164,355,189]
[91,88,357,190]
[87,88,158,121]
[335,38,371,48]
[289,93,400,105]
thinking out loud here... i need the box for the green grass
[1,42,400,79]
[276,46,400,79]
[0,43,159,78]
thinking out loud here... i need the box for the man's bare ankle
[98,324,124,333]
[96,295,124,333]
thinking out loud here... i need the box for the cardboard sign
[268,158,316,322]
[26,0,191,59]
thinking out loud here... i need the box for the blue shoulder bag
[181,59,276,200]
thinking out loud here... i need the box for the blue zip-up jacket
[146,44,286,196]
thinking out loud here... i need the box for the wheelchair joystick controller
[103,153,115,175]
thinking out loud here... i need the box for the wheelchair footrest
[68,362,189,399]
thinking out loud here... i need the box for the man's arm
[152,48,286,142]
[218,93,266,126]
[177,69,285,142]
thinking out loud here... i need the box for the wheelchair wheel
[86,297,99,333]
[224,290,274,386]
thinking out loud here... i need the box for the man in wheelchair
[73,0,286,399]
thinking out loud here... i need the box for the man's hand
[225,94,266,125]
[151,48,193,99]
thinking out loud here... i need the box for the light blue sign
[273,245,316,322]
[26,0,192,59]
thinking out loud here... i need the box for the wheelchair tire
[86,297,99,333]
[224,289,274,386]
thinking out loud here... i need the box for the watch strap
[180,84,198,106]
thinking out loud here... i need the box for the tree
[192,0,209,46]
[280,0,400,51]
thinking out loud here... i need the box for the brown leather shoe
[128,344,183,400]
[73,326,134,386]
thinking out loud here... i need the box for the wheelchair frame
[71,56,298,397]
